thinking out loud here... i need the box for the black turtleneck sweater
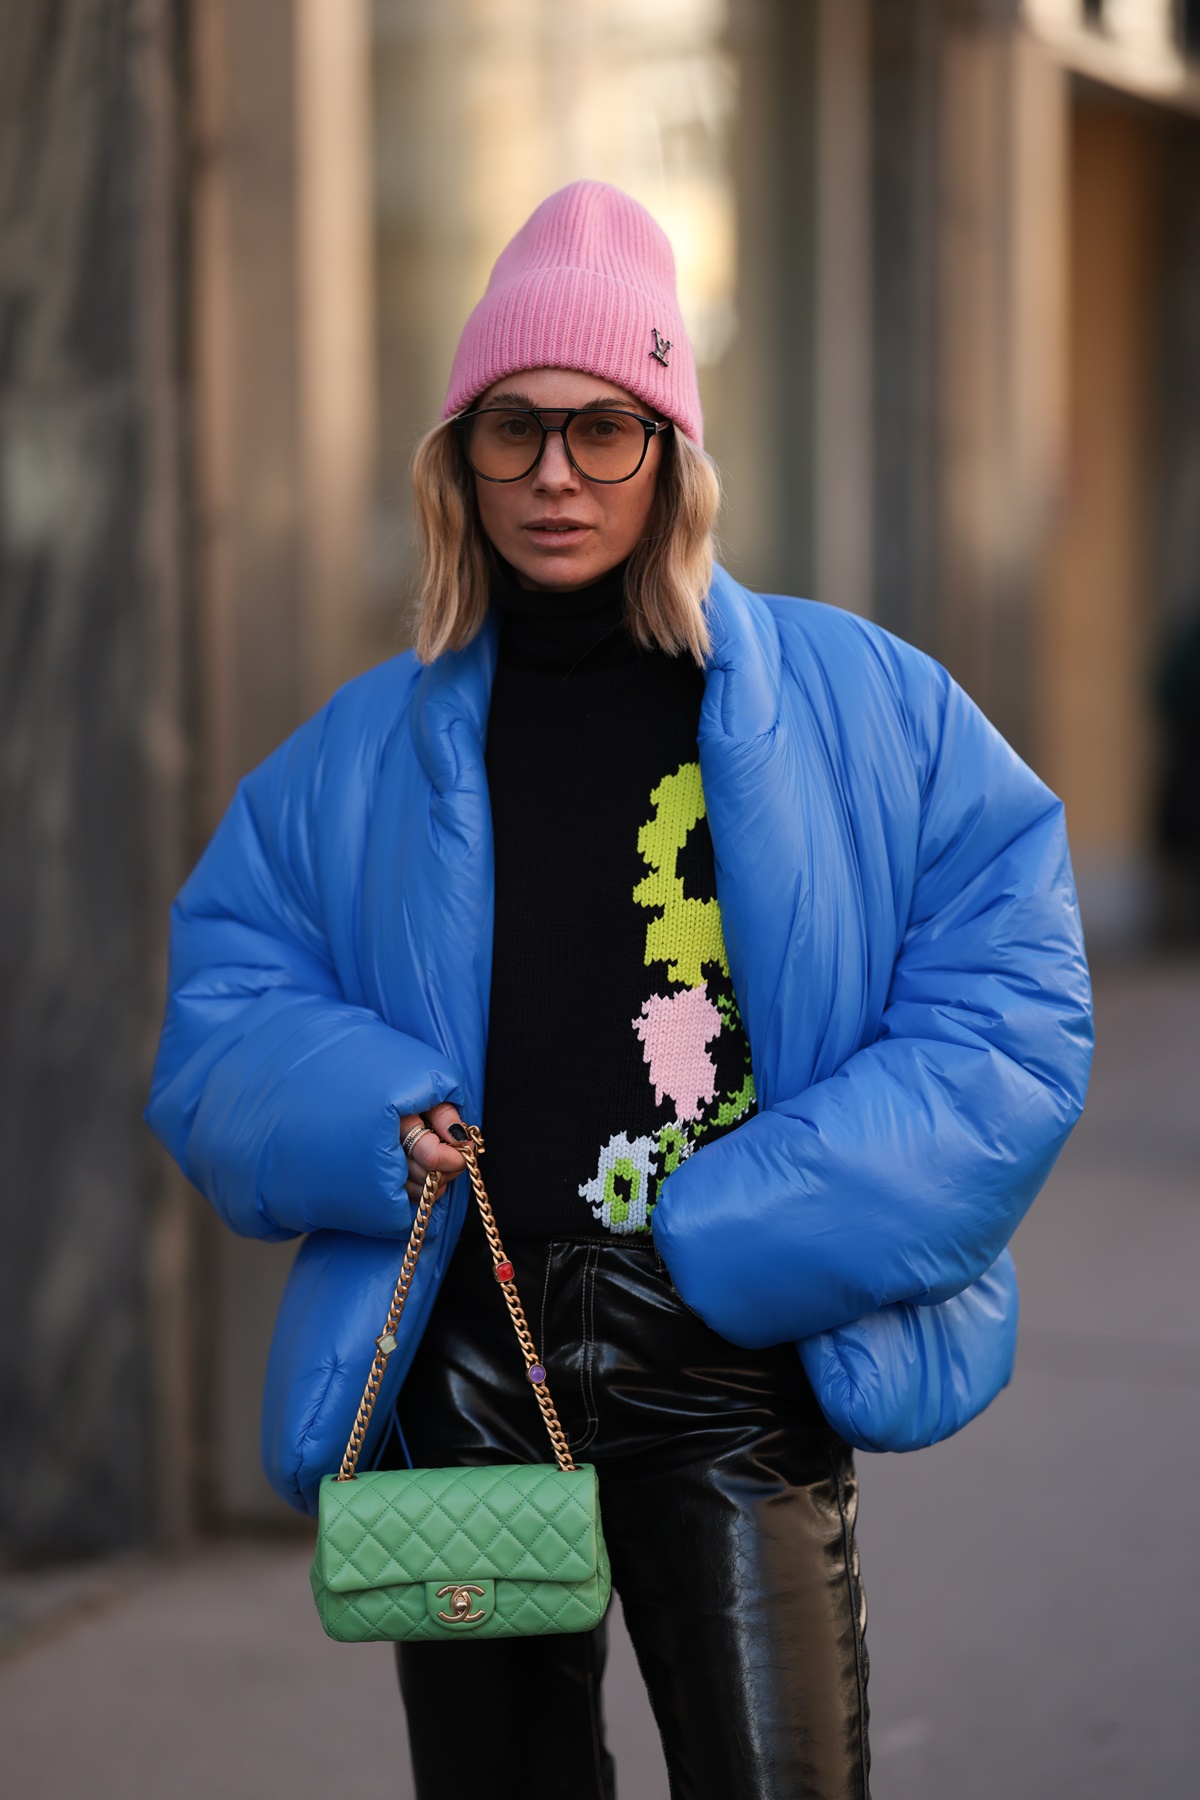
[479,563,756,1238]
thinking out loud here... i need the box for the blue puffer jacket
[146,569,1093,1512]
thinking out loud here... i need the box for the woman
[147,182,1092,1799]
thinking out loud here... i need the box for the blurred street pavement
[1,960,1197,1799]
[863,956,1200,1798]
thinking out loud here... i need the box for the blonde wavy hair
[409,416,721,665]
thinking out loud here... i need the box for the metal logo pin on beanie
[650,327,672,367]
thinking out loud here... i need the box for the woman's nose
[531,430,579,492]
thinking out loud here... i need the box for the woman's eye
[497,416,534,440]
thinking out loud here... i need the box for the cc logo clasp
[436,1582,487,1624]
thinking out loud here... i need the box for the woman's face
[468,367,663,591]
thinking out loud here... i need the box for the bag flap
[314,1463,601,1594]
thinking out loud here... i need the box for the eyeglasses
[454,405,671,484]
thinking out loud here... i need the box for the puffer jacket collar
[700,562,783,741]
[409,612,499,795]
[410,562,783,780]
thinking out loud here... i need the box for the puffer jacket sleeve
[653,645,1093,1349]
[145,706,465,1241]
[796,1249,1020,1451]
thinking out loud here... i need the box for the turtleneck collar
[490,558,639,675]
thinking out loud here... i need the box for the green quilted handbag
[311,1123,611,1643]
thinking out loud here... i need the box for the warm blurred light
[463,0,735,364]
[374,0,736,400]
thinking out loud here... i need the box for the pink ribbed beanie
[442,181,703,447]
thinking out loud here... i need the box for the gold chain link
[336,1161,442,1481]
[458,1128,576,1473]
[336,1125,576,1480]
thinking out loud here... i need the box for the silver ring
[401,1123,436,1159]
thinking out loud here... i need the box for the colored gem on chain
[528,1364,546,1385]
[495,1260,514,1283]
[376,1332,397,1356]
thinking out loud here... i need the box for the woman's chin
[505,547,622,592]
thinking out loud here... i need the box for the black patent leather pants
[387,1224,871,1800]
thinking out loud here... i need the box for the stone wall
[0,0,190,1557]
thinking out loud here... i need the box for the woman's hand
[398,1102,469,1206]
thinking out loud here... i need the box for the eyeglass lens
[463,409,649,482]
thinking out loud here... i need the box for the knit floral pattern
[633,985,723,1121]
[579,762,756,1232]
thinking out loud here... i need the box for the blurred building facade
[2,0,1198,1553]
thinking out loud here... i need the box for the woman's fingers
[398,1104,468,1209]
[425,1101,470,1155]
[398,1109,467,1174]
[405,1167,445,1205]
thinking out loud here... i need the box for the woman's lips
[523,522,591,549]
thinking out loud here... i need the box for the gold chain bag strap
[309,1125,611,1642]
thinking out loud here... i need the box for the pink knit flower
[633,983,722,1123]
